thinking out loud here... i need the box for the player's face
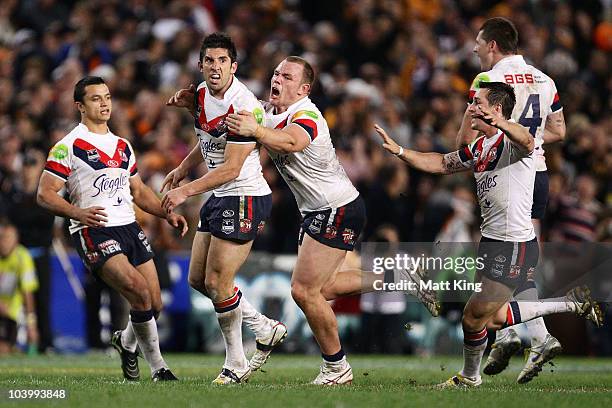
[473,31,494,71]
[199,48,237,96]
[468,88,501,131]
[269,60,310,109]
[78,84,112,123]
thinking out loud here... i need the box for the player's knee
[124,277,151,309]
[188,274,206,293]
[291,282,311,307]
[204,278,219,300]
[462,307,487,331]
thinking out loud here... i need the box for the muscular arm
[226,111,310,154]
[130,175,167,218]
[180,142,254,197]
[456,106,479,148]
[542,110,566,144]
[495,118,535,153]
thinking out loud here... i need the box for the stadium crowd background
[0,0,610,354]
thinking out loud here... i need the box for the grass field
[1,353,611,407]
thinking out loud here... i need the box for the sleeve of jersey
[457,142,477,168]
[126,141,138,177]
[226,99,263,144]
[44,142,72,181]
[289,110,319,141]
[18,248,39,293]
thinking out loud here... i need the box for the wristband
[395,146,404,156]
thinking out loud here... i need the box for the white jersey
[470,55,563,171]
[194,77,271,197]
[458,129,536,241]
[44,123,138,234]
[264,97,359,214]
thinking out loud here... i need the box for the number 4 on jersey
[518,94,542,137]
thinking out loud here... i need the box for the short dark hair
[199,32,237,62]
[478,81,516,119]
[74,76,106,103]
[480,17,518,54]
[285,56,315,87]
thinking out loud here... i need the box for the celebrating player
[37,76,187,381]
[375,81,602,388]
[223,56,439,385]
[161,33,286,385]
[456,17,567,383]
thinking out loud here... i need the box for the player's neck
[81,118,109,135]
[482,126,500,138]
[491,52,516,68]
[274,95,307,114]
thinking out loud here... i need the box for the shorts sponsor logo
[138,231,145,240]
[491,263,504,278]
[315,213,326,221]
[86,251,100,264]
[308,219,322,234]
[222,218,235,234]
[495,255,506,263]
[324,225,337,239]
[509,265,521,278]
[342,228,355,245]
[223,210,235,218]
[240,218,252,233]
[98,239,121,256]
[526,267,536,281]
[138,231,152,252]
[257,221,265,234]
[87,149,100,162]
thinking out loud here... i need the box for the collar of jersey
[492,54,525,70]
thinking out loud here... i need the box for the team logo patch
[315,213,326,221]
[222,219,235,234]
[324,225,337,239]
[309,219,322,234]
[257,221,266,234]
[488,147,497,161]
[240,218,252,233]
[342,228,355,245]
[491,263,504,278]
[87,149,100,162]
[526,267,536,281]
[253,107,264,125]
[509,265,522,279]
[118,148,128,162]
[223,210,235,218]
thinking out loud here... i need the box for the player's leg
[291,234,353,384]
[205,236,253,383]
[0,317,17,355]
[98,255,173,380]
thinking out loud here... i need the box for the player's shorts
[72,222,154,272]
[0,316,17,344]
[531,171,549,220]
[198,194,272,242]
[477,236,539,289]
[298,196,366,251]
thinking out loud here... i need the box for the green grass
[0,354,611,407]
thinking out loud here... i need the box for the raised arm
[226,110,310,154]
[166,84,196,116]
[374,124,469,175]
[161,142,254,212]
[542,110,566,144]
[478,105,534,153]
[160,142,204,193]
[37,172,108,227]
[456,106,480,148]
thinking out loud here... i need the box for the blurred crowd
[0,0,609,354]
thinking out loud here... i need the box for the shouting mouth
[270,86,281,99]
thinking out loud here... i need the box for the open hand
[166,84,196,111]
[166,212,189,237]
[226,110,258,137]
[374,124,401,155]
[160,166,187,193]
[76,206,108,227]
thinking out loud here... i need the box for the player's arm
[478,105,534,153]
[161,142,254,212]
[130,175,188,237]
[542,110,566,144]
[160,142,205,193]
[37,172,108,227]
[456,106,480,148]
[375,124,469,175]
[226,110,310,153]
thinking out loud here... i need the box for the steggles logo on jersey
[272,155,296,182]
[201,140,224,153]
[476,174,498,199]
[92,173,128,198]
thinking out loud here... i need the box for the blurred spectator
[0,221,39,354]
